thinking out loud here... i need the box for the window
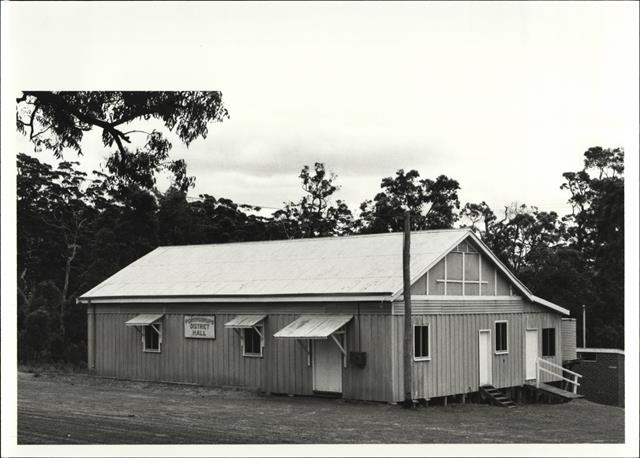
[143,324,161,352]
[495,321,508,353]
[542,328,556,356]
[414,325,430,360]
[242,326,263,357]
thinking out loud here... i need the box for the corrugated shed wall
[91,302,393,402]
[574,352,625,407]
[618,354,625,407]
[561,318,577,361]
[389,311,564,402]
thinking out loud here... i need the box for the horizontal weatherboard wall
[391,297,541,315]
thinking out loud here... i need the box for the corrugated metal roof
[224,315,266,328]
[273,315,353,339]
[80,229,469,300]
[125,314,164,326]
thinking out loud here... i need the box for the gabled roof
[391,231,569,315]
[80,229,468,300]
[78,228,568,315]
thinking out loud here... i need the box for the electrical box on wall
[350,351,367,368]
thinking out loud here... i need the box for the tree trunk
[60,224,82,336]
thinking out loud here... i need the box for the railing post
[535,358,582,393]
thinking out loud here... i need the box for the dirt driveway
[17,371,624,444]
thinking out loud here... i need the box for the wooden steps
[479,385,517,408]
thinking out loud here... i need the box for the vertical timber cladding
[390,308,564,402]
[342,313,394,402]
[91,301,394,401]
[94,310,261,387]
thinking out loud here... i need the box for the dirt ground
[17,371,624,444]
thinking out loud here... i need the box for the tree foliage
[461,147,624,347]
[561,147,624,347]
[274,163,354,238]
[357,170,460,233]
[462,203,565,275]
[16,91,229,191]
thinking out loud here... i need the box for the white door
[478,330,492,386]
[313,338,342,393]
[525,329,539,380]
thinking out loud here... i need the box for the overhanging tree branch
[21,91,133,156]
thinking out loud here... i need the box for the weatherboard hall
[79,229,579,403]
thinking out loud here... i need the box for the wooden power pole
[582,304,586,347]
[403,210,413,406]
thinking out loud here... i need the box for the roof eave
[77,293,394,304]
[531,295,570,315]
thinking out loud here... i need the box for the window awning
[125,314,164,326]
[224,315,266,329]
[274,315,352,339]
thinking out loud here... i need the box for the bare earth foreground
[17,371,624,444]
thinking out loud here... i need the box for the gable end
[395,231,569,315]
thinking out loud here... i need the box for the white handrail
[538,367,581,386]
[536,357,582,394]
[538,358,583,378]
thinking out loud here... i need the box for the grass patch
[18,362,88,376]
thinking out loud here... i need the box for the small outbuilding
[574,348,624,407]
[79,229,576,403]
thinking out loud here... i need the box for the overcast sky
[13,2,639,218]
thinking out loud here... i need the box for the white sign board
[184,315,216,339]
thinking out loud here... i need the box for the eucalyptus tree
[274,163,354,238]
[356,169,461,233]
[16,91,229,191]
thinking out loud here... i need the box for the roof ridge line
[156,228,471,249]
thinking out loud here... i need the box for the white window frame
[142,323,162,353]
[413,324,431,361]
[241,325,264,358]
[494,320,508,354]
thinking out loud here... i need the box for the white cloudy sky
[11,2,639,217]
